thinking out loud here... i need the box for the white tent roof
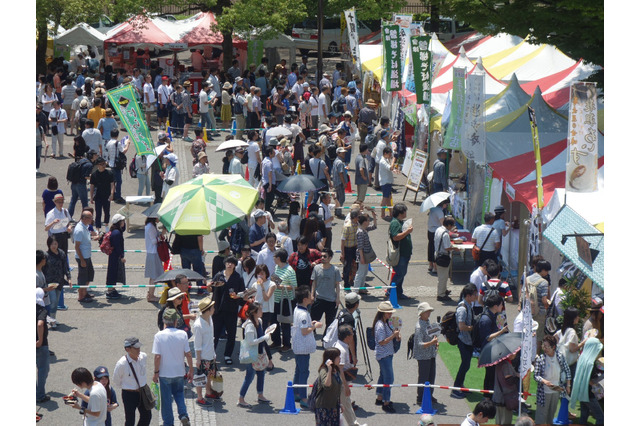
[542,171,605,226]
[461,33,524,61]
[54,23,107,46]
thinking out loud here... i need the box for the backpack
[78,109,89,129]
[229,224,246,254]
[331,99,340,114]
[322,318,339,349]
[471,308,488,348]
[327,144,338,161]
[365,326,376,350]
[483,280,502,303]
[407,333,415,360]
[544,289,561,335]
[440,310,460,345]
[267,93,277,114]
[99,231,113,255]
[128,157,137,178]
[66,160,84,184]
[233,95,244,115]
[526,276,545,316]
[115,151,127,170]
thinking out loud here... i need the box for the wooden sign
[403,149,428,203]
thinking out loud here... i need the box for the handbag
[239,338,259,364]
[208,362,224,398]
[128,361,157,411]
[157,234,171,262]
[435,231,451,268]
[277,293,294,324]
[362,248,377,264]
[252,352,269,371]
[386,237,400,267]
[544,290,560,335]
[472,228,494,262]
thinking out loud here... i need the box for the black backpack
[471,308,488,348]
[240,150,249,165]
[233,95,244,115]
[440,309,460,345]
[365,326,376,350]
[407,333,415,360]
[307,376,321,411]
[66,159,86,184]
[115,151,127,170]
[482,280,502,303]
[229,224,246,254]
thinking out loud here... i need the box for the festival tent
[158,12,247,48]
[103,15,174,48]
[360,44,384,82]
[54,23,107,47]
[482,39,577,82]
[485,74,532,121]
[444,32,523,60]
[485,87,604,210]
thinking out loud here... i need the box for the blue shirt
[98,117,118,141]
[477,309,499,349]
[249,223,265,251]
[76,75,85,89]
[73,222,92,260]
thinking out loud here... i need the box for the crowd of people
[36,53,604,426]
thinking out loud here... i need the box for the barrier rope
[286,383,534,397]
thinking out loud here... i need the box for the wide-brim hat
[365,98,377,107]
[223,82,232,90]
[417,302,434,316]
[377,301,396,313]
[198,297,215,313]
[166,287,185,302]
[318,124,331,134]
[183,80,192,87]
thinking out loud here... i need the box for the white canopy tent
[54,23,107,47]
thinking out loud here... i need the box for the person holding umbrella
[476,294,509,392]
[492,352,519,424]
[161,153,180,198]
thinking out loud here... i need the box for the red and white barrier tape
[375,257,393,272]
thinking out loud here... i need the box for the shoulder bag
[277,289,294,324]
[472,227,494,262]
[386,235,400,267]
[435,230,451,267]
[128,360,156,411]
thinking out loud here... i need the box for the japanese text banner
[461,73,486,165]
[106,85,154,156]
[344,8,361,76]
[410,35,432,105]
[443,67,466,149]
[566,83,599,192]
[382,24,402,91]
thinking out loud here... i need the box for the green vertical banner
[382,24,401,91]
[410,35,432,105]
[443,67,466,150]
[106,85,154,156]
[247,40,264,67]
[482,165,493,216]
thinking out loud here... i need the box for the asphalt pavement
[35,124,520,426]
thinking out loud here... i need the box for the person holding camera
[313,347,346,425]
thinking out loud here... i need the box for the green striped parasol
[158,174,258,235]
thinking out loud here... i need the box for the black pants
[417,358,437,403]
[324,227,333,250]
[310,298,338,336]
[484,365,496,392]
[477,249,499,267]
[263,183,275,212]
[122,389,152,426]
[342,246,357,286]
[214,313,238,358]
[454,341,473,389]
[94,195,111,229]
[427,231,436,263]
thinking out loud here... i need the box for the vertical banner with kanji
[247,40,264,68]
[461,73,486,165]
[106,84,154,156]
[443,67,466,150]
[528,106,544,209]
[566,82,599,192]
[382,24,402,91]
[344,8,361,77]
[410,35,432,105]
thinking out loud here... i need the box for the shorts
[144,103,156,113]
[157,103,169,119]
[198,359,215,376]
[77,258,95,285]
[381,183,392,198]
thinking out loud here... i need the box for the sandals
[257,397,271,404]
[237,401,252,408]
[225,357,233,365]
[147,296,160,303]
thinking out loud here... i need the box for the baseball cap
[253,209,266,219]
[94,366,110,379]
[345,292,361,304]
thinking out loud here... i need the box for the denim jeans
[393,255,410,295]
[294,354,310,400]
[180,248,206,281]
[48,287,62,319]
[36,345,50,400]
[159,376,188,426]
[137,172,150,196]
[113,168,123,200]
[239,363,265,397]
[376,355,394,402]
[200,109,214,132]
[68,182,88,218]
[454,341,473,388]
[36,145,42,169]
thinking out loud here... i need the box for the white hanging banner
[344,8,361,77]
[566,82,599,192]
[461,73,486,165]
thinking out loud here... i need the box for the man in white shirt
[143,74,157,130]
[112,337,152,425]
[247,137,261,188]
[318,86,330,125]
[318,192,335,250]
[256,232,278,275]
[70,367,108,426]
[152,308,193,426]
[471,212,501,267]
[157,76,173,130]
[82,119,103,156]
[320,72,332,91]
[292,286,323,406]
[469,261,489,314]
[460,399,496,426]
[198,82,215,137]
[132,68,143,97]
[105,128,130,203]
[49,100,68,157]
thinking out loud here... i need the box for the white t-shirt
[469,267,486,308]
[143,82,155,103]
[334,339,353,369]
[193,316,216,360]
[544,355,561,393]
[145,222,159,254]
[252,279,276,313]
[375,140,387,163]
[199,90,209,112]
[256,246,277,276]
[292,306,316,355]
[152,328,190,378]
[318,93,328,117]
[434,225,452,255]
[310,96,319,116]
[85,382,108,426]
[554,328,579,366]
[288,215,301,240]
[472,224,501,252]
[158,84,172,105]
[428,207,445,232]
[248,141,261,167]
[82,128,103,153]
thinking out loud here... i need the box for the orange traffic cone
[345,175,353,193]
[244,165,250,181]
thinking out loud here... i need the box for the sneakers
[450,390,466,399]
[381,404,396,413]
[196,398,213,407]
[205,393,222,401]
[436,295,453,302]
[57,305,68,311]
[224,356,233,365]
[36,396,50,403]
[179,415,190,425]
[183,136,194,142]
[280,345,291,353]
[106,291,121,300]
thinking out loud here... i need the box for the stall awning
[542,205,604,290]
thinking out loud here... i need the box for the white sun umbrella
[215,139,249,152]
[265,126,293,144]
[144,143,171,169]
[420,191,452,213]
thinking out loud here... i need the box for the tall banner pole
[527,106,544,210]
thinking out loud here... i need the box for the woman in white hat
[372,301,401,412]
[414,302,439,405]
[105,214,127,300]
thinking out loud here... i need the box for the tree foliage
[438,0,603,88]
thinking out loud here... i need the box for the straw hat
[318,124,331,135]
[365,98,377,107]
[223,82,232,90]
[198,297,215,313]
[377,301,396,313]
[166,287,185,302]
[183,80,192,87]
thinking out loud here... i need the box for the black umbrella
[142,203,162,218]
[154,268,207,283]
[478,332,524,368]
[277,174,326,193]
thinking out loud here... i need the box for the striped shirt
[374,320,395,361]
[356,224,377,262]
[273,264,297,303]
